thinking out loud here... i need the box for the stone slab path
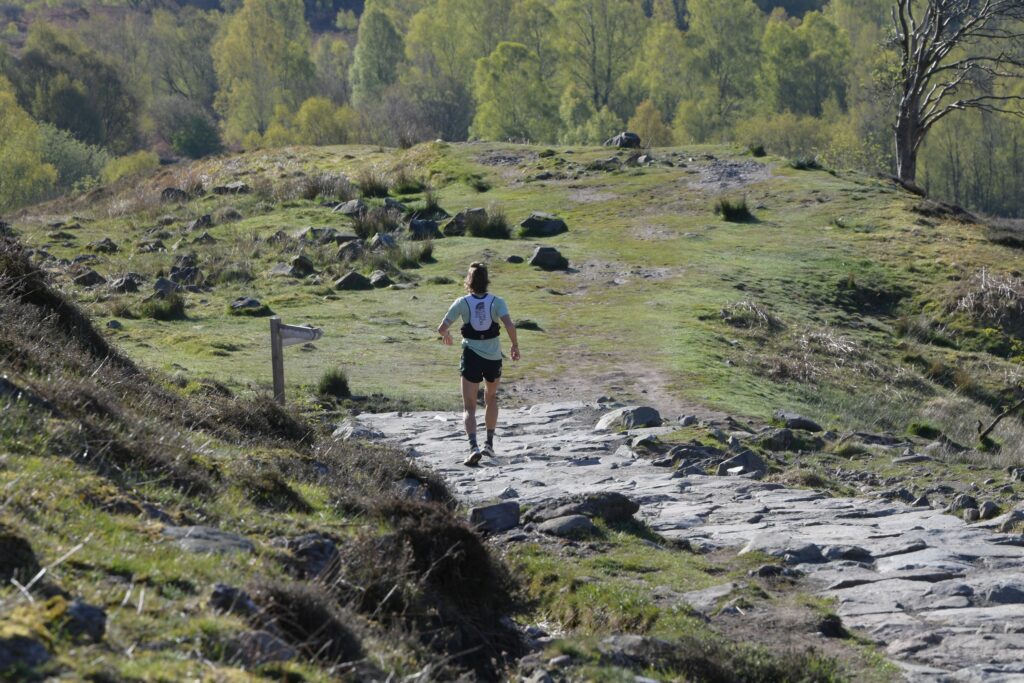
[357,402,1024,682]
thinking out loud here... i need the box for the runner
[437,262,520,466]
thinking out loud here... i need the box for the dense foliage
[0,0,1021,216]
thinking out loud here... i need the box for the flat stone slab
[358,403,1024,678]
[163,525,254,554]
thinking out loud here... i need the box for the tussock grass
[465,205,510,239]
[720,300,782,331]
[714,196,754,222]
[390,165,426,195]
[141,293,187,320]
[318,367,351,399]
[357,168,390,198]
[351,207,402,239]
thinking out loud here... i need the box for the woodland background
[1,0,1022,216]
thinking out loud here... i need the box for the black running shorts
[460,348,502,383]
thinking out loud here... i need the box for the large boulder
[716,450,767,476]
[369,232,397,251]
[469,502,520,532]
[773,410,823,433]
[73,269,106,287]
[529,246,568,270]
[595,406,662,431]
[441,207,487,237]
[526,492,639,525]
[369,270,393,288]
[337,240,363,262]
[88,237,119,253]
[294,226,339,245]
[333,199,367,216]
[539,514,596,538]
[408,218,442,240]
[334,271,372,291]
[519,212,568,238]
[109,274,142,293]
[603,131,642,148]
[289,254,316,277]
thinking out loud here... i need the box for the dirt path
[356,402,1024,682]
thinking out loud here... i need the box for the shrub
[720,300,782,330]
[749,144,767,157]
[318,367,351,399]
[39,124,109,192]
[466,205,510,239]
[954,269,1024,340]
[426,275,454,285]
[351,207,402,239]
[395,241,432,268]
[908,421,942,439]
[299,171,355,201]
[390,165,425,194]
[102,151,160,185]
[789,155,823,171]
[152,96,223,159]
[140,293,186,320]
[356,167,389,198]
[714,196,754,223]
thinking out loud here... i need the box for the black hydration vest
[460,293,500,340]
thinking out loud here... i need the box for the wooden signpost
[269,316,323,404]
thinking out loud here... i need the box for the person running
[437,262,520,467]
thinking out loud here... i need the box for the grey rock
[587,157,621,171]
[334,199,367,216]
[408,219,441,240]
[980,501,1001,520]
[949,493,979,512]
[741,533,825,564]
[499,487,519,499]
[137,239,166,253]
[170,265,203,285]
[1010,467,1024,482]
[212,181,250,195]
[160,187,189,203]
[604,131,642,149]
[441,207,487,237]
[528,246,569,270]
[163,525,254,554]
[369,232,397,251]
[153,277,180,295]
[186,215,212,232]
[599,634,675,670]
[680,582,740,613]
[231,296,263,311]
[294,226,339,245]
[981,582,1024,604]
[397,476,432,502]
[109,275,141,293]
[332,420,384,440]
[679,415,697,426]
[519,212,568,238]
[192,231,216,245]
[218,208,243,222]
[73,269,106,287]
[964,508,980,522]
[107,320,123,330]
[225,631,297,667]
[539,514,596,537]
[630,434,659,451]
[337,240,363,262]
[527,492,639,524]
[63,599,106,643]
[715,450,766,476]
[289,254,315,277]
[334,271,372,291]
[912,495,931,507]
[595,406,662,431]
[887,633,942,656]
[756,428,794,451]
[817,614,847,638]
[469,501,520,532]
[383,197,406,212]
[369,270,393,288]
[506,255,525,264]
[210,584,258,615]
[89,237,119,253]
[773,410,823,432]
[281,533,340,579]
[822,545,874,563]
[0,634,50,672]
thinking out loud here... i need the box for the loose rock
[539,514,596,537]
[604,132,642,148]
[519,212,568,238]
[773,410,823,432]
[334,271,372,291]
[595,406,662,431]
[369,270,393,288]
[73,269,106,287]
[469,502,520,532]
[163,526,254,554]
[528,246,569,270]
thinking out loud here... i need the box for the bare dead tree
[891,0,1024,189]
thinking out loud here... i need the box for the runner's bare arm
[437,319,453,345]
[500,315,520,360]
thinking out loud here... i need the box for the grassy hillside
[8,141,1023,452]
[2,140,1022,680]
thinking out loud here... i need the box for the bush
[351,207,402,239]
[395,241,429,269]
[790,156,823,171]
[466,205,510,239]
[39,124,109,192]
[318,367,351,399]
[714,196,754,223]
[356,167,389,198]
[299,172,355,201]
[153,96,223,159]
[426,275,454,285]
[749,144,767,157]
[720,300,782,330]
[102,151,160,185]
[140,293,186,320]
[390,165,425,194]
[908,421,942,439]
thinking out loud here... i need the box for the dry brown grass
[954,268,1024,337]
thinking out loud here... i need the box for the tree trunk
[895,117,919,184]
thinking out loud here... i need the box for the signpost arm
[270,317,285,404]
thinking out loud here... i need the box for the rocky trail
[355,402,1024,682]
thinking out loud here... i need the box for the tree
[293,96,353,144]
[760,11,849,116]
[150,8,220,109]
[0,78,57,211]
[555,0,646,114]
[511,0,558,80]
[891,0,1024,187]
[471,42,558,142]
[212,0,315,143]
[9,24,140,153]
[628,99,674,146]
[682,0,765,132]
[624,18,689,120]
[349,8,403,107]
[152,96,223,158]
[312,35,352,104]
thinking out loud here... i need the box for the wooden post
[270,316,285,404]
